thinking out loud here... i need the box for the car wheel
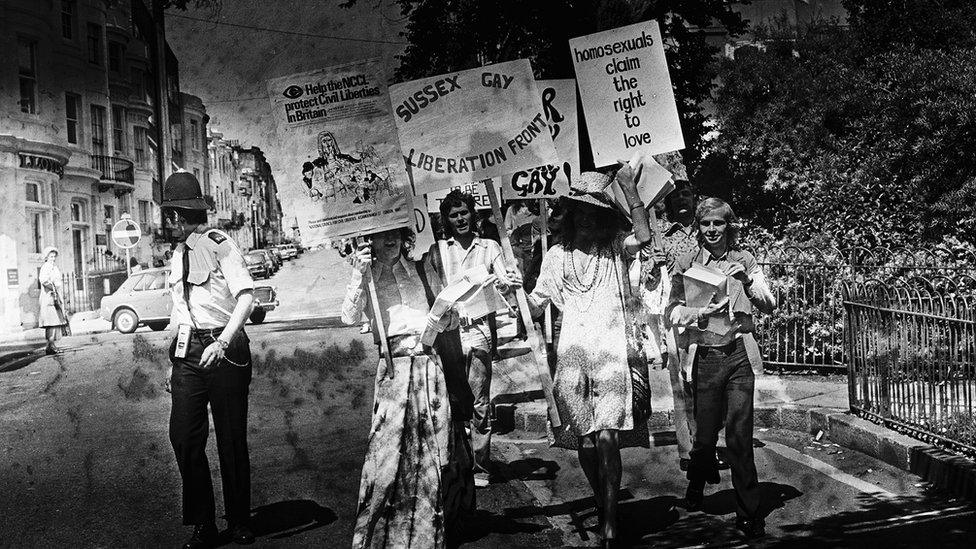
[148,321,168,331]
[249,309,267,324]
[114,308,139,334]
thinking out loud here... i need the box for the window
[87,23,101,65]
[111,105,126,154]
[134,127,147,166]
[65,93,81,144]
[18,37,37,114]
[138,200,149,225]
[70,201,82,221]
[61,1,75,40]
[190,119,200,150]
[108,41,124,72]
[131,68,144,101]
[25,182,40,203]
[30,212,43,253]
[193,168,200,181]
[103,204,115,224]
[172,124,183,155]
[90,105,106,155]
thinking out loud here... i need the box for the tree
[343,0,746,170]
[708,16,976,249]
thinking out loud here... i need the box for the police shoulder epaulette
[207,231,228,244]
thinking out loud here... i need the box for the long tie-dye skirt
[353,354,474,549]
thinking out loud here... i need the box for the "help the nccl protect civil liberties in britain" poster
[268,59,411,244]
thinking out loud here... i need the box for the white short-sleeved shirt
[169,229,254,329]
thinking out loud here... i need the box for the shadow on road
[248,499,337,541]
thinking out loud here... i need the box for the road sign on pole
[111,216,141,276]
[111,217,142,250]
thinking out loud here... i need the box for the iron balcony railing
[843,281,976,458]
[91,155,135,187]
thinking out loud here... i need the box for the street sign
[111,218,141,249]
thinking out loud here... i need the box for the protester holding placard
[515,163,653,548]
[427,189,516,488]
[665,198,776,540]
[342,227,475,549]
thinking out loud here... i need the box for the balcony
[91,155,135,195]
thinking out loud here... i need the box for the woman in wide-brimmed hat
[38,246,68,354]
[518,161,656,548]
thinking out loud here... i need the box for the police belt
[190,326,228,338]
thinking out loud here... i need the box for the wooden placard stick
[539,198,553,344]
[355,236,395,377]
[485,180,561,427]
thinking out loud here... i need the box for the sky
[164,0,408,225]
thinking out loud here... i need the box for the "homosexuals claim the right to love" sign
[570,20,684,167]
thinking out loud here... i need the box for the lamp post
[250,199,258,249]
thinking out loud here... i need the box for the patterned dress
[343,258,475,549]
[529,243,650,450]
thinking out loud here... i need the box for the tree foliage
[343,0,746,170]
[707,8,976,249]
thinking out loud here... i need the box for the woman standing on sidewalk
[666,198,776,539]
[342,228,475,549]
[38,246,68,354]
[522,165,654,548]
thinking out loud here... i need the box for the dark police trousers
[688,338,761,519]
[169,328,252,525]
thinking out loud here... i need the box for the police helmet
[161,170,210,210]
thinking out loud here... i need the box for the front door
[71,228,86,295]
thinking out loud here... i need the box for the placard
[409,196,435,261]
[426,180,500,213]
[268,59,411,244]
[390,59,559,196]
[501,79,578,200]
[570,20,684,167]
[6,269,18,287]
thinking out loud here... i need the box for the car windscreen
[244,254,264,265]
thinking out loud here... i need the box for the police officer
[162,170,257,548]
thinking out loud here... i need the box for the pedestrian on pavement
[427,189,517,488]
[162,170,257,549]
[638,179,700,472]
[666,197,776,539]
[518,163,654,548]
[342,228,475,548]
[38,246,68,355]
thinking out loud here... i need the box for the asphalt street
[0,248,973,548]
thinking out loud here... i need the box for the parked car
[275,243,298,260]
[99,268,172,333]
[253,249,278,273]
[101,268,279,333]
[250,285,278,324]
[268,247,284,265]
[244,251,270,279]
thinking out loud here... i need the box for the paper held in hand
[421,265,507,345]
[604,156,675,217]
[683,263,732,335]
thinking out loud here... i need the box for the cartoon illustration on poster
[268,59,410,244]
[503,79,579,200]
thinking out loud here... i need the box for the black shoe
[601,539,624,549]
[229,523,255,545]
[735,516,766,539]
[182,524,218,549]
[685,480,705,511]
[679,458,690,472]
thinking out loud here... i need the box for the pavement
[1,247,974,547]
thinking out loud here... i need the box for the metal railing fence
[749,245,976,372]
[843,281,976,457]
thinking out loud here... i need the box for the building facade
[0,0,284,334]
[0,0,173,332]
